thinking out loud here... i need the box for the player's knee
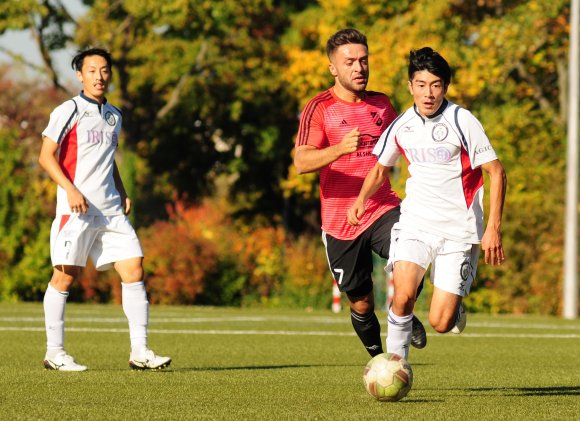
[392,292,415,315]
[429,315,454,333]
[50,266,80,291]
[347,292,373,314]
[122,266,144,283]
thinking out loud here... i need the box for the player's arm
[113,161,131,215]
[347,161,391,226]
[38,136,89,213]
[480,159,507,265]
[294,127,360,174]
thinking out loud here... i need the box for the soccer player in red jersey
[294,29,426,357]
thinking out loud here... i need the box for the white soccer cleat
[451,302,467,334]
[44,352,88,372]
[129,349,172,370]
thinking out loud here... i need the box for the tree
[281,0,571,314]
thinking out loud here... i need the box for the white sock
[122,281,148,354]
[43,283,68,357]
[386,309,413,360]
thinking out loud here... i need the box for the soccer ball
[363,353,413,402]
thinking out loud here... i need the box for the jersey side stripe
[460,147,483,209]
[57,99,78,143]
[454,105,469,151]
[298,92,332,146]
[59,123,79,183]
[375,113,407,158]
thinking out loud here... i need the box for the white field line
[0,326,579,339]
[1,316,580,331]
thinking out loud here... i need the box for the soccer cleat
[451,302,467,334]
[129,349,172,370]
[44,352,88,372]
[410,315,427,349]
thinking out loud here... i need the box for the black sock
[351,308,383,357]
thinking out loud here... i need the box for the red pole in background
[332,279,341,313]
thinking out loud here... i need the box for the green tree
[0,68,61,300]
[281,0,572,314]
[70,0,313,225]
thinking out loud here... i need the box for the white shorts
[387,223,479,297]
[50,214,143,271]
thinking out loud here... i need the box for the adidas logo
[340,119,348,125]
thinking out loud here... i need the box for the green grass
[0,303,579,420]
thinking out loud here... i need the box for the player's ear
[407,80,413,95]
[328,62,337,77]
[76,70,83,83]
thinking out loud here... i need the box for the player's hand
[67,188,89,214]
[347,199,365,226]
[122,196,132,215]
[481,227,504,265]
[339,127,360,156]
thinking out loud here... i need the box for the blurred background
[0,0,575,316]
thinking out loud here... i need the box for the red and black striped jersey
[296,88,400,240]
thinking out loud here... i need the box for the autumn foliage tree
[0,0,576,314]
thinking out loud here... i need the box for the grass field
[0,302,579,420]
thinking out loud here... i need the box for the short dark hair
[326,28,368,58]
[71,48,113,72]
[408,47,451,86]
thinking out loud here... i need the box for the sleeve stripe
[298,92,332,146]
[57,99,78,143]
[454,105,469,152]
[375,112,406,158]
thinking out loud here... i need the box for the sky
[0,0,88,85]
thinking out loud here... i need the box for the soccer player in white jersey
[347,47,507,360]
[38,48,171,371]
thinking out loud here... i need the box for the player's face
[408,70,448,118]
[76,55,111,103]
[329,43,369,95]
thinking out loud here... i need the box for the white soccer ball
[363,353,413,402]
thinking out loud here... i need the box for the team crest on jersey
[432,123,448,142]
[460,261,471,281]
[370,111,383,127]
[105,111,116,126]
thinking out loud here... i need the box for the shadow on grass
[173,362,434,372]
[173,364,357,372]
[465,386,580,396]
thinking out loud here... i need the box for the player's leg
[428,288,462,333]
[387,260,425,360]
[347,287,383,357]
[429,243,479,333]
[322,231,383,357]
[44,215,93,371]
[115,257,171,370]
[94,215,171,369]
[369,208,427,349]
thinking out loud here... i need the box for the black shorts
[322,207,400,298]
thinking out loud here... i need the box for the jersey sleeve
[295,99,327,149]
[373,119,401,167]
[42,100,78,144]
[458,108,498,169]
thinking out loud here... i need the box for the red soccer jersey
[296,88,400,240]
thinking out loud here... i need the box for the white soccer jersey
[42,92,124,216]
[373,100,498,243]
